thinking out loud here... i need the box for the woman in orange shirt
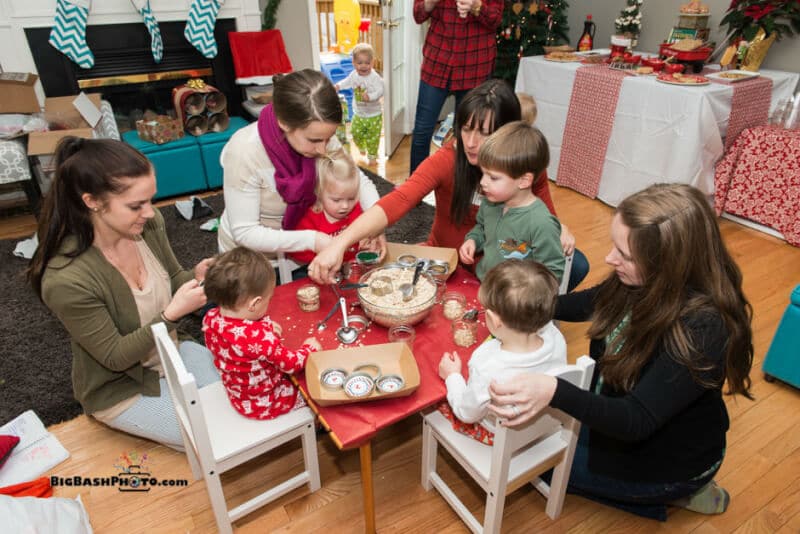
[309,79,588,287]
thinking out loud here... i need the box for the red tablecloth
[268,268,489,449]
[714,125,800,247]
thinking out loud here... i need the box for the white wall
[567,0,799,75]
[270,0,317,70]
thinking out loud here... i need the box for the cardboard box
[0,73,40,114]
[28,93,103,156]
[305,342,420,406]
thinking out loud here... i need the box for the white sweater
[337,69,384,118]
[217,122,380,255]
[444,321,567,431]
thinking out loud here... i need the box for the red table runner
[556,65,628,198]
[714,125,800,247]
[269,268,489,449]
[705,73,774,151]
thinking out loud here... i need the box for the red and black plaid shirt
[414,0,503,91]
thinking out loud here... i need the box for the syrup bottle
[577,15,596,52]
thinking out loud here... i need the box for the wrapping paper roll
[208,112,230,132]
[185,114,209,136]
[206,92,227,114]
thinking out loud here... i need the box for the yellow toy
[334,0,361,54]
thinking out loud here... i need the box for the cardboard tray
[305,342,420,406]
[384,243,458,280]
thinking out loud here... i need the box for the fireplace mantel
[0,0,262,103]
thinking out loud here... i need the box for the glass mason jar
[452,319,478,348]
[296,284,321,312]
[441,291,467,321]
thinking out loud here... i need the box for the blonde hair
[351,42,375,62]
[316,148,360,199]
[478,121,550,181]
[517,92,538,125]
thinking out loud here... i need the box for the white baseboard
[720,212,786,241]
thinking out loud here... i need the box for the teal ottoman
[122,131,206,200]
[197,116,251,189]
[763,284,800,389]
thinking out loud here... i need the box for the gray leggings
[102,341,220,450]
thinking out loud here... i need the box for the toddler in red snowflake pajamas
[202,247,321,419]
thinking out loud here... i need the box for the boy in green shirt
[460,121,565,282]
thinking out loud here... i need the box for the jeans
[410,80,470,174]
[568,248,590,292]
[104,341,220,450]
[563,426,717,521]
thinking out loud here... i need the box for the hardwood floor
[5,135,800,533]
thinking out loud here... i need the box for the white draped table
[515,55,799,207]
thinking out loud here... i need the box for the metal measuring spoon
[462,308,484,321]
[399,261,425,302]
[316,300,340,332]
[336,297,358,344]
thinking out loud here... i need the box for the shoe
[432,112,454,147]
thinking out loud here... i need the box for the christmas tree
[614,0,643,38]
[493,0,570,84]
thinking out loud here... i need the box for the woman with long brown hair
[28,137,218,449]
[489,183,753,520]
[309,79,588,287]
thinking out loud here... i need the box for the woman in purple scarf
[217,69,381,276]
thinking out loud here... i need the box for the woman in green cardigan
[28,137,219,449]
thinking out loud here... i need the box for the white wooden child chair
[152,323,321,534]
[421,356,595,534]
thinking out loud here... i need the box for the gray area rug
[0,168,432,427]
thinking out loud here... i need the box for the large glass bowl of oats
[356,263,437,327]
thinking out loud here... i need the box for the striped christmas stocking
[184,0,225,59]
[49,0,94,69]
[131,0,163,63]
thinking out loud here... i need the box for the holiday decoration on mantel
[185,0,226,58]
[614,0,644,46]
[49,0,165,68]
[49,0,94,69]
[494,0,571,84]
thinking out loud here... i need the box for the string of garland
[493,0,570,84]
[262,0,283,30]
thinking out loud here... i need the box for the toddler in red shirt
[202,247,321,420]
[289,148,373,265]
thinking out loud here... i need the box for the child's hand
[303,337,322,351]
[358,233,388,261]
[271,321,283,336]
[334,83,341,91]
[438,351,462,380]
[459,240,476,264]
[360,90,370,102]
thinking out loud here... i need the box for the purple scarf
[258,104,318,230]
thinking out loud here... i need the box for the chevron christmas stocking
[49,0,94,69]
[131,0,163,63]
[184,0,225,59]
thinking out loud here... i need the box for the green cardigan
[41,209,195,414]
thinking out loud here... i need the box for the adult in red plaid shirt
[410,0,503,174]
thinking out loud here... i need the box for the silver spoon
[336,297,358,344]
[462,308,484,321]
[399,261,425,302]
[316,300,340,332]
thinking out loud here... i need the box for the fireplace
[25,19,242,130]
